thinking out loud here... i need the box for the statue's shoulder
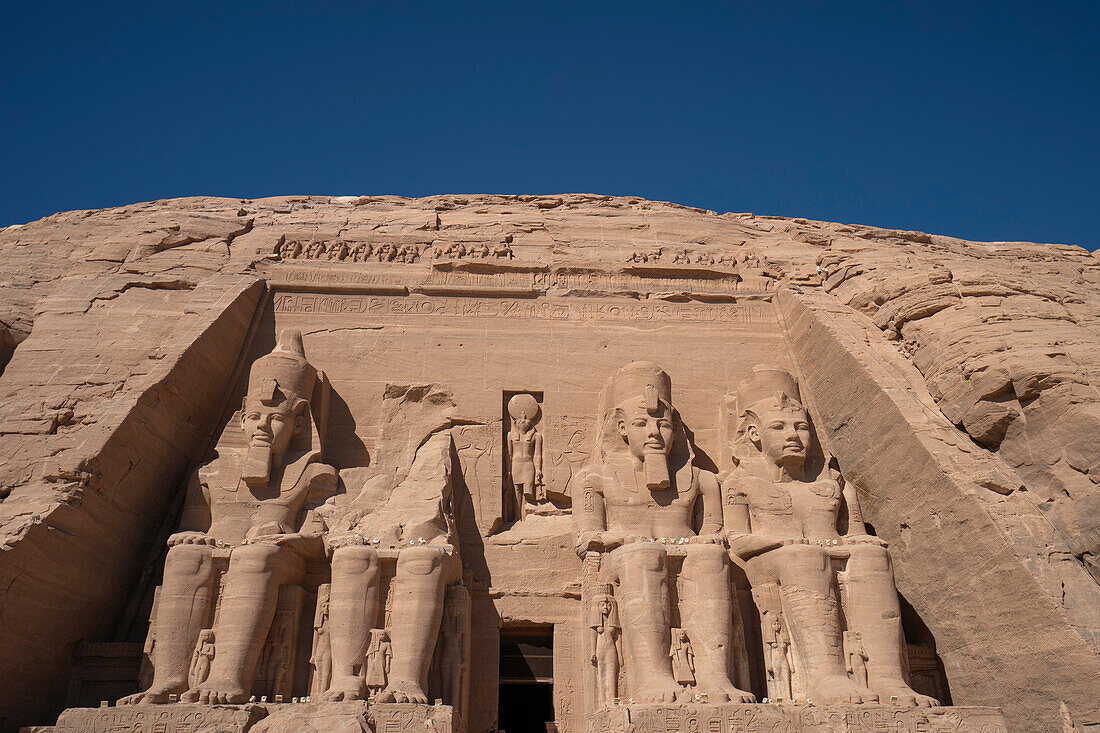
[806,475,842,499]
[573,463,609,493]
[693,465,719,491]
[721,462,780,500]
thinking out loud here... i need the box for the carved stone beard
[242,444,273,488]
[643,451,670,491]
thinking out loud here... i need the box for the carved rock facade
[0,195,1097,732]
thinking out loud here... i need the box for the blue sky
[2,1,1098,250]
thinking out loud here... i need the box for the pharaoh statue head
[734,367,811,472]
[507,393,540,434]
[240,329,317,488]
[598,362,688,491]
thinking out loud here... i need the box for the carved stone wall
[0,195,1097,732]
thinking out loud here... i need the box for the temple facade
[0,195,1097,732]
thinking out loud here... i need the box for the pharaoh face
[240,393,306,488]
[599,598,612,615]
[617,401,675,463]
[747,403,811,468]
[241,395,303,459]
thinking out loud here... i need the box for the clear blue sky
[3,1,1098,250]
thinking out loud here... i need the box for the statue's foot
[807,675,879,704]
[633,674,682,704]
[319,675,366,701]
[875,680,938,707]
[180,679,248,705]
[694,674,756,703]
[117,682,186,705]
[376,678,429,704]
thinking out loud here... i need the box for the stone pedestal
[36,702,457,733]
[586,703,1008,733]
[257,702,458,733]
[49,703,265,732]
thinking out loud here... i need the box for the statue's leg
[680,544,755,702]
[843,545,937,707]
[609,543,680,703]
[184,543,303,704]
[320,544,380,701]
[772,544,877,704]
[377,546,455,703]
[119,543,215,704]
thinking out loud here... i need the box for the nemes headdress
[736,367,802,414]
[595,361,690,491]
[609,361,672,413]
[247,329,317,405]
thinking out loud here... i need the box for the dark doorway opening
[499,627,554,733]
[499,683,554,733]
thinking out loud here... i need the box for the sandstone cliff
[0,194,1097,731]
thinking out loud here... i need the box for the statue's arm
[697,470,723,536]
[574,471,622,554]
[533,432,544,480]
[840,480,868,537]
[720,473,752,534]
[170,473,214,544]
[575,472,606,533]
[836,467,885,546]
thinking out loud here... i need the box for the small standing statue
[765,613,792,702]
[188,630,215,690]
[260,614,292,697]
[844,630,870,690]
[589,585,621,709]
[670,628,696,688]
[309,585,332,697]
[365,629,392,695]
[441,586,470,712]
[507,393,544,516]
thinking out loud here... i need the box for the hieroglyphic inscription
[53,705,261,732]
[425,268,550,290]
[589,704,1008,733]
[453,424,503,536]
[273,294,772,324]
[548,415,592,500]
[269,263,758,295]
[555,622,582,733]
[372,703,455,733]
[274,267,411,288]
[550,270,739,294]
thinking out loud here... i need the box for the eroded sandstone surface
[0,194,1097,732]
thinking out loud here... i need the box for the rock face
[0,195,1097,732]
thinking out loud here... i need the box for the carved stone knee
[163,542,214,578]
[227,543,302,582]
[612,541,668,575]
[682,542,728,574]
[396,545,446,576]
[331,545,379,576]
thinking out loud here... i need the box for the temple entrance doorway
[498,626,554,733]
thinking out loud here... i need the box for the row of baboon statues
[120,330,935,712]
[276,238,515,263]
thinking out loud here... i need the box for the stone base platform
[29,702,458,733]
[587,703,1007,733]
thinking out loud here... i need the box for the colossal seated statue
[121,329,337,705]
[120,331,467,710]
[574,362,754,705]
[309,381,465,706]
[721,366,937,707]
